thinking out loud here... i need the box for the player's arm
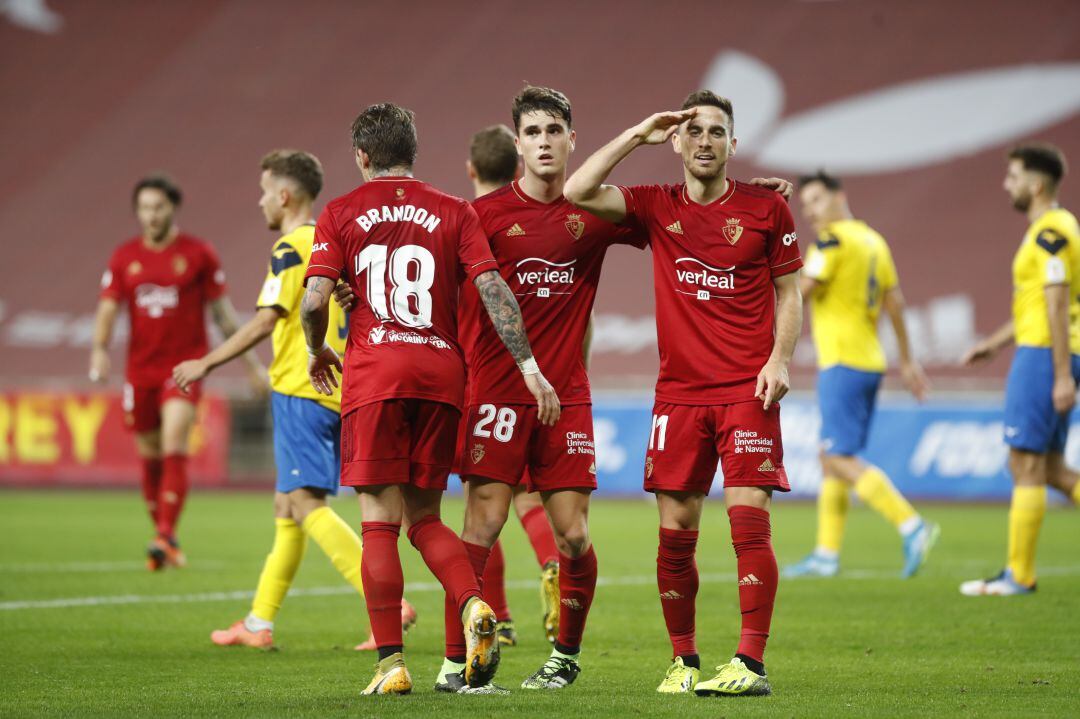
[473,270,561,426]
[882,287,930,401]
[1045,283,1076,413]
[756,271,802,410]
[800,275,821,302]
[564,109,696,222]
[300,276,343,396]
[209,296,268,394]
[173,307,280,392]
[583,312,595,371]
[88,297,119,383]
[961,320,1015,365]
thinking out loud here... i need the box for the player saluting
[300,103,559,695]
[785,171,938,580]
[565,91,802,697]
[90,175,265,570]
[961,143,1080,596]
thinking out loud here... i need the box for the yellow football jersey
[256,223,347,412]
[804,219,898,372]
[1012,207,1080,353]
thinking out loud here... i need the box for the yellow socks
[251,518,308,624]
[302,506,364,596]
[854,466,918,532]
[815,477,850,557]
[1006,485,1046,587]
[1071,479,1080,506]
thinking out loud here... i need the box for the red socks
[155,454,188,539]
[520,505,559,567]
[443,540,490,660]
[407,514,481,614]
[140,458,163,525]
[555,546,597,652]
[657,527,700,658]
[728,505,778,664]
[483,540,511,621]
[360,522,405,649]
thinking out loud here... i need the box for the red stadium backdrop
[1,0,1078,396]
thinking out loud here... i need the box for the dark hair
[512,85,572,131]
[132,174,182,208]
[797,170,843,192]
[680,90,734,133]
[261,149,324,200]
[469,125,519,185]
[1009,143,1067,186]
[350,103,418,171]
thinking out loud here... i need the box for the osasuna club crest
[471,443,486,464]
[722,217,743,245]
[564,213,585,240]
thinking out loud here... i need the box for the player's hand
[524,370,561,426]
[755,359,790,410]
[749,176,794,200]
[899,359,931,402]
[961,340,997,366]
[307,344,343,396]
[88,347,110,384]
[1052,375,1077,414]
[172,359,208,393]
[632,109,697,145]
[332,282,357,312]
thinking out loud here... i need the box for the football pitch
[1,490,1077,717]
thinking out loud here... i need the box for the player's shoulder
[111,236,142,258]
[1039,208,1080,240]
[733,179,786,209]
[472,183,516,209]
[176,232,217,255]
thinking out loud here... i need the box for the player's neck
[1027,195,1058,223]
[684,170,729,206]
[519,170,565,204]
[473,181,503,198]
[142,225,179,250]
[278,206,314,235]
[368,166,413,180]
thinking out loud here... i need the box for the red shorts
[460,403,597,492]
[341,399,460,490]
[122,380,202,433]
[644,400,790,495]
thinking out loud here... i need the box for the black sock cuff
[554,641,580,656]
[377,645,404,661]
[735,653,766,676]
[679,653,701,669]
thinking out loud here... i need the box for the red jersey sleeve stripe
[465,258,499,282]
[616,185,637,217]
[305,263,340,280]
[770,256,803,275]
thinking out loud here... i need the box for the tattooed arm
[300,276,343,395]
[474,270,561,425]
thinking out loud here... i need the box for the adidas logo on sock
[739,573,764,586]
[561,598,584,610]
[665,220,683,235]
[659,590,685,600]
[757,458,776,472]
[506,223,526,237]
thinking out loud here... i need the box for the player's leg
[1046,452,1080,504]
[154,394,198,567]
[211,491,303,649]
[134,432,163,527]
[483,539,515,645]
[513,482,560,643]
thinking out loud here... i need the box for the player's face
[134,188,176,242]
[798,182,842,233]
[1004,159,1036,212]
[673,105,736,181]
[516,111,575,180]
[258,170,286,231]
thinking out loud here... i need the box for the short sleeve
[608,222,649,250]
[257,240,305,314]
[804,233,840,282]
[457,203,498,282]
[616,185,655,225]
[878,240,899,291]
[201,243,227,301]
[305,206,345,284]
[767,198,802,277]
[1035,228,1072,286]
[99,248,126,301]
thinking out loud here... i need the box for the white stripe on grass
[0,560,227,573]
[3,566,1080,611]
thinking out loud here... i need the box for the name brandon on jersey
[515,257,576,298]
[367,323,450,349]
[355,204,442,234]
[674,257,735,300]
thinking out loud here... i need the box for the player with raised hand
[300,103,558,696]
[90,175,265,570]
[784,170,938,580]
[960,143,1080,596]
[565,91,802,697]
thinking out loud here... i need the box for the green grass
[0,490,1077,717]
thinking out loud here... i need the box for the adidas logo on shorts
[739,574,764,586]
[757,458,776,472]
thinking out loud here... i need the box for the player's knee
[554,523,590,557]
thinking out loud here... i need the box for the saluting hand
[633,109,697,145]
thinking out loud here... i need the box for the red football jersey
[461,180,646,406]
[100,233,226,386]
[618,180,802,404]
[305,177,498,416]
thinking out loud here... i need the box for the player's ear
[729,136,737,157]
[569,129,576,153]
[671,131,682,154]
[514,135,523,157]
[466,160,477,182]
